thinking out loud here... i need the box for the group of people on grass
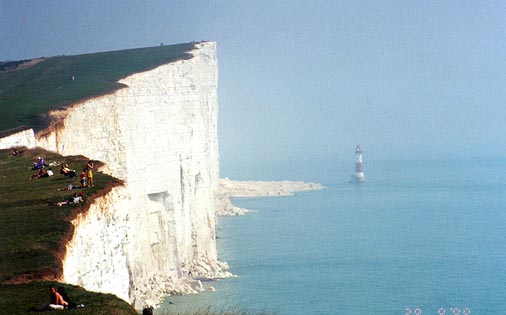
[15,150,96,206]
[57,160,94,206]
[60,160,94,188]
[11,149,94,187]
[30,157,54,180]
[29,156,95,187]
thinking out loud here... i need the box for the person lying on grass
[57,192,84,206]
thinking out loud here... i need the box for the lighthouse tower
[352,145,365,183]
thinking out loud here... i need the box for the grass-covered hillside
[0,42,195,135]
[0,281,137,315]
[0,148,121,282]
[0,148,133,314]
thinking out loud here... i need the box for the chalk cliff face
[33,42,226,307]
[0,128,36,149]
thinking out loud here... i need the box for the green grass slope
[0,149,134,314]
[0,148,121,282]
[0,42,195,134]
[0,281,137,315]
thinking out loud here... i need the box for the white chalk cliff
[17,42,229,307]
[0,128,36,149]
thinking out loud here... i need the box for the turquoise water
[160,158,506,315]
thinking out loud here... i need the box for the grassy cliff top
[0,148,134,314]
[0,281,137,315]
[0,148,121,282]
[0,42,195,134]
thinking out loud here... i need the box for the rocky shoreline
[216,178,326,216]
[146,178,325,307]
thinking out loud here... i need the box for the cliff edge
[1,42,227,308]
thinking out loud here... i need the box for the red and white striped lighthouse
[352,145,365,183]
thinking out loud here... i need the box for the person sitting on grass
[57,287,78,309]
[32,157,47,170]
[31,168,48,180]
[11,148,20,156]
[60,163,76,178]
[57,192,84,206]
[28,286,69,312]
[48,286,69,310]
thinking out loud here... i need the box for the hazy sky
[1,1,505,178]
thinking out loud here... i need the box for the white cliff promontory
[0,128,36,150]
[217,178,326,216]
[31,42,228,308]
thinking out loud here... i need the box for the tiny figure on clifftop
[28,286,69,311]
[60,163,76,178]
[32,156,47,170]
[80,169,87,187]
[57,287,78,309]
[59,183,78,191]
[31,168,48,180]
[57,192,84,206]
[48,286,68,310]
[86,160,94,187]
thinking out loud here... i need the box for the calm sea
[159,158,506,315]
